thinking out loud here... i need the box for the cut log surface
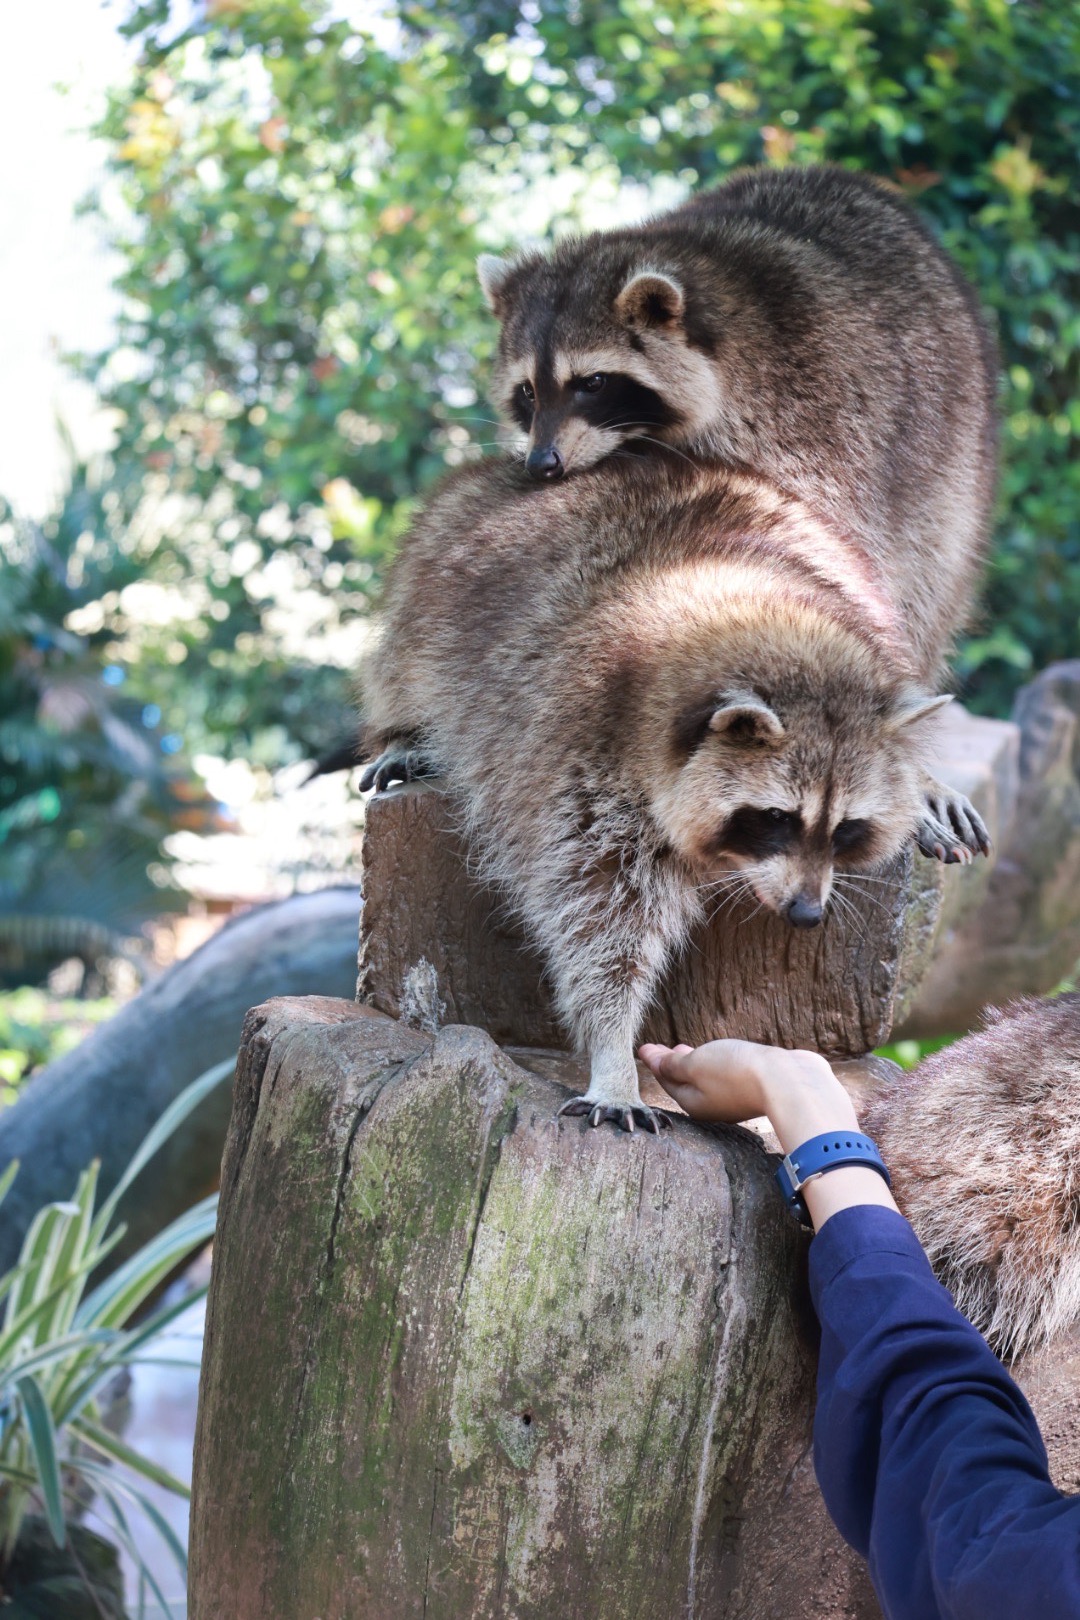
[190,995,882,1620]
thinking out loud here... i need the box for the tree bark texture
[897,662,1080,1036]
[189,995,883,1620]
[358,705,1022,1059]
[0,887,361,1273]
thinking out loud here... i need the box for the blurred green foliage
[0,990,116,1101]
[78,0,1079,758]
[0,460,222,987]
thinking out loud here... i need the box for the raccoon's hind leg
[359,735,439,794]
[915,776,991,865]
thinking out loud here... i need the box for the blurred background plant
[0,451,223,996]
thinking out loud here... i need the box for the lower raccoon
[361,454,989,1132]
[867,995,1080,1359]
[478,165,998,647]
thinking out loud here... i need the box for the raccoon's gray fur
[361,452,988,1130]
[479,165,998,648]
[867,996,1080,1359]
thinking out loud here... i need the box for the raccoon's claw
[557,1097,672,1134]
[915,786,991,865]
[359,746,437,795]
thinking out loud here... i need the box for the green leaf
[77,1195,217,1332]
[71,1414,190,1498]
[16,1374,65,1547]
[91,1060,233,1240]
[87,1476,180,1620]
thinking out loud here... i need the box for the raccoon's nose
[785,894,823,929]
[526,445,564,481]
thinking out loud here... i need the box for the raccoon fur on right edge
[867,996,1080,1359]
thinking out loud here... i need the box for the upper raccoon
[478,164,997,613]
[360,453,990,1133]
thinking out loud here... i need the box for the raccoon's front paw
[359,743,438,794]
[557,1096,672,1135]
[915,783,991,865]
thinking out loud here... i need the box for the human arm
[638,1039,1080,1620]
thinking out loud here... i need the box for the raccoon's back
[367,454,910,782]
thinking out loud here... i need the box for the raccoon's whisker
[828,886,872,942]
[832,881,887,936]
[620,433,701,468]
[834,878,893,920]
[704,878,751,924]
[709,890,751,927]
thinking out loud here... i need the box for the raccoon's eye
[575,372,607,394]
[519,381,535,404]
[766,807,796,824]
[832,818,873,856]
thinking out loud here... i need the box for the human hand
[638,1037,898,1228]
[638,1038,836,1143]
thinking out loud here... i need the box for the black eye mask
[719,806,803,859]
[508,372,683,438]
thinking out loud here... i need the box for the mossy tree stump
[190,997,880,1619]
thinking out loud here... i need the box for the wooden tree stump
[190,995,880,1620]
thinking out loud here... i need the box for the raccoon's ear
[477,254,516,316]
[708,695,786,748]
[615,271,685,331]
[886,691,953,733]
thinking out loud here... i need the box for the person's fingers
[638,1042,692,1079]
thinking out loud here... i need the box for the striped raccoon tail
[866,995,1080,1361]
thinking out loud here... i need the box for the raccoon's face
[654,688,947,929]
[477,250,722,481]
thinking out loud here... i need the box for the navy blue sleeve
[809,1205,1080,1620]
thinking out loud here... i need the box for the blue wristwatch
[775,1130,891,1226]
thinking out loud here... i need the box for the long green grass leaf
[16,1374,65,1546]
[6,1203,74,1329]
[81,1470,180,1620]
[61,1265,211,1426]
[78,1457,189,1578]
[77,1195,217,1331]
[0,1229,125,1367]
[71,1415,190,1498]
[88,1478,179,1620]
[3,1329,117,1384]
[0,1160,20,1211]
[43,1162,100,1346]
[91,1059,233,1240]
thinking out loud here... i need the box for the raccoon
[866,995,1080,1360]
[361,452,989,1132]
[478,165,998,637]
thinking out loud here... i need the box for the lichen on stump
[189,995,880,1620]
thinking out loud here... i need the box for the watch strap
[775,1130,891,1224]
